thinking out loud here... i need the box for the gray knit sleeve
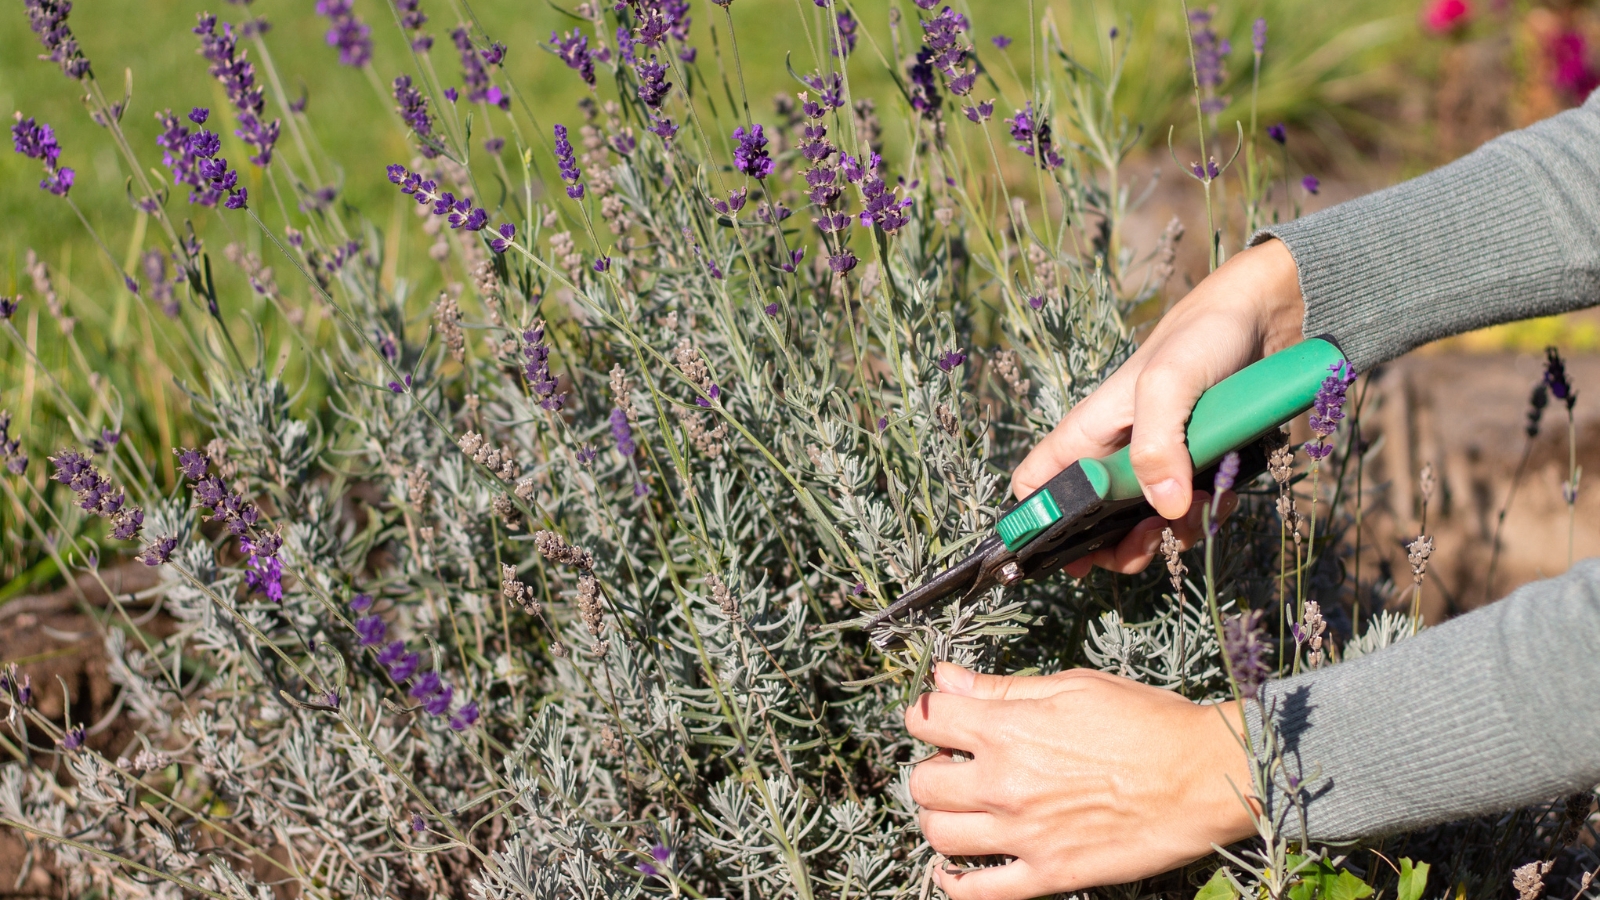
[1243,559,1600,840]
[1251,88,1600,373]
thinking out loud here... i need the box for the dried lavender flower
[1408,534,1434,584]
[535,529,594,570]
[1160,527,1186,596]
[1512,860,1554,900]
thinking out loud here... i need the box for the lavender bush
[1,1,1594,899]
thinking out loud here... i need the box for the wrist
[1182,700,1261,847]
[1235,238,1306,353]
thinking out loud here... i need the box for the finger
[1009,375,1136,499]
[919,810,1010,857]
[934,662,1082,701]
[903,691,990,751]
[1128,356,1210,519]
[909,756,991,812]
[936,856,1049,900]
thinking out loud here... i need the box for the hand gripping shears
[866,338,1347,650]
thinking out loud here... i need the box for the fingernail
[1143,478,1186,517]
[936,663,975,693]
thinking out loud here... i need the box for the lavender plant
[0,2,1592,899]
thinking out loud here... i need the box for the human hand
[905,662,1258,899]
[1010,239,1305,576]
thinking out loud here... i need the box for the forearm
[1245,560,1600,840]
[1252,89,1600,373]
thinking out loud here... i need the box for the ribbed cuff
[1241,560,1600,841]
[1249,99,1600,374]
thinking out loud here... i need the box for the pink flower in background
[1547,31,1600,99]
[1423,0,1472,34]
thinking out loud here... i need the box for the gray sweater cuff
[1244,559,1600,841]
[1251,88,1600,373]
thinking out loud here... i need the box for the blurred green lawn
[0,0,1431,590]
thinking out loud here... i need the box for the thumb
[1129,358,1206,520]
[933,662,1076,701]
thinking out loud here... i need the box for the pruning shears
[867,337,1348,650]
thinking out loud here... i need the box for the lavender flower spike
[11,114,75,197]
[25,0,92,80]
[732,125,775,179]
[1306,361,1357,461]
[315,0,372,67]
[554,124,584,199]
[193,14,280,166]
[1223,609,1269,699]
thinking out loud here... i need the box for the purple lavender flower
[991,35,1012,49]
[1188,10,1231,114]
[1,412,27,476]
[554,124,584,199]
[387,163,490,231]
[448,700,479,731]
[0,296,17,320]
[242,535,284,603]
[175,447,209,481]
[1190,158,1221,180]
[137,535,177,566]
[921,6,974,95]
[394,75,441,159]
[908,50,942,119]
[1252,18,1267,56]
[1306,361,1356,461]
[1213,450,1241,494]
[936,349,967,373]
[454,28,510,107]
[356,614,387,646]
[387,650,421,682]
[315,0,372,67]
[551,28,597,87]
[732,124,775,179]
[1268,123,1287,145]
[193,15,280,166]
[801,72,847,111]
[489,222,516,254]
[24,0,91,79]
[1007,104,1064,170]
[422,683,453,716]
[61,726,86,750]
[522,323,565,411]
[12,114,75,197]
[636,56,672,108]
[856,157,912,233]
[193,14,281,166]
[1544,347,1577,410]
[49,448,142,540]
[764,302,780,316]
[1222,609,1268,699]
[963,100,995,123]
[648,116,679,145]
[638,843,672,876]
[182,123,248,209]
[1302,174,1320,195]
[409,670,443,701]
[828,251,858,273]
[350,593,374,613]
[11,116,61,167]
[398,0,431,50]
[593,255,612,273]
[833,10,857,57]
[157,110,219,204]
